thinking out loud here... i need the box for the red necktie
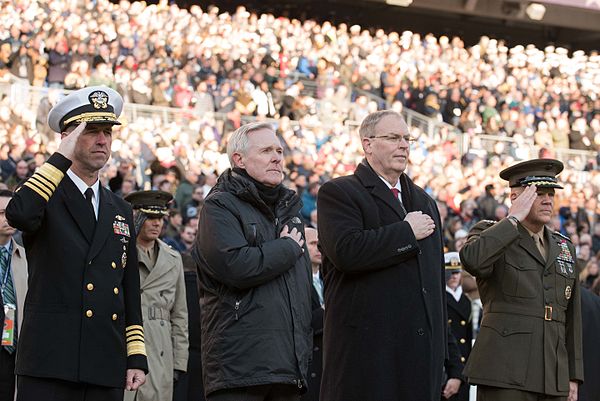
[390,188,408,215]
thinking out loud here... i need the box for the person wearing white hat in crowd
[6,86,147,401]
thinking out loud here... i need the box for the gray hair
[358,110,404,139]
[227,122,275,166]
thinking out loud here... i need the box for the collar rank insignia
[88,90,109,109]
[113,221,130,237]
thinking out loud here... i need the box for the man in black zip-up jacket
[193,122,312,401]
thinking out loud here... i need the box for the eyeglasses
[368,134,417,144]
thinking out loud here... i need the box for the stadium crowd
[0,0,599,283]
[0,0,599,400]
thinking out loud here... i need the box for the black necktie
[85,188,96,220]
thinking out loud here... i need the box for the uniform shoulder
[552,231,572,243]
[471,219,497,231]
[159,239,183,258]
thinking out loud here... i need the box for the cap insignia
[88,91,109,110]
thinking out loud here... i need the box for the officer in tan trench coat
[124,191,189,401]
[460,159,583,401]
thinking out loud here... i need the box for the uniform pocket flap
[481,315,533,336]
[505,253,537,271]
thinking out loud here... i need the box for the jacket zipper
[234,300,241,320]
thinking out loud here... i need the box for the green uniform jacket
[459,218,583,396]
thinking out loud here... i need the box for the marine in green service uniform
[460,159,583,401]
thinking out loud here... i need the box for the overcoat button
[86,310,93,318]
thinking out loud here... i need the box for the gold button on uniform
[460,338,466,344]
[114,287,119,295]
[448,319,452,324]
[461,356,466,363]
[460,320,466,326]
[86,283,94,291]
[86,310,93,318]
[111,262,117,269]
[112,314,118,321]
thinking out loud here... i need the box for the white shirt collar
[0,240,11,253]
[378,176,402,193]
[67,169,100,217]
[446,285,463,302]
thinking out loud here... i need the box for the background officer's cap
[445,252,462,281]
[499,158,563,189]
[444,252,462,273]
[48,86,123,133]
[125,190,172,217]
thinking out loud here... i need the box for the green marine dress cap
[499,158,564,189]
[47,86,124,133]
[124,190,173,217]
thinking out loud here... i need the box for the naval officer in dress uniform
[124,190,188,401]
[460,159,583,401]
[6,86,148,401]
[443,252,472,401]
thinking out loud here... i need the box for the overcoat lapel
[355,161,406,220]
[142,242,172,289]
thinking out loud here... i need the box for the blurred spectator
[477,184,499,221]
[182,185,204,224]
[300,182,319,222]
[6,159,29,190]
[580,258,599,289]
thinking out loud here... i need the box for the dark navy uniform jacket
[6,153,148,388]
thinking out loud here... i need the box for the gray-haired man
[193,122,312,401]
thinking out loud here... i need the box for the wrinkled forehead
[248,128,281,148]
[374,115,409,136]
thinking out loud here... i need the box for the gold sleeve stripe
[126,335,144,342]
[33,173,56,191]
[126,330,144,338]
[126,325,144,332]
[23,182,49,201]
[127,343,147,357]
[37,163,64,186]
[29,176,54,197]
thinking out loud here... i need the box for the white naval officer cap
[47,86,124,133]
[444,252,462,271]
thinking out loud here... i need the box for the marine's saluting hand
[509,184,538,222]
